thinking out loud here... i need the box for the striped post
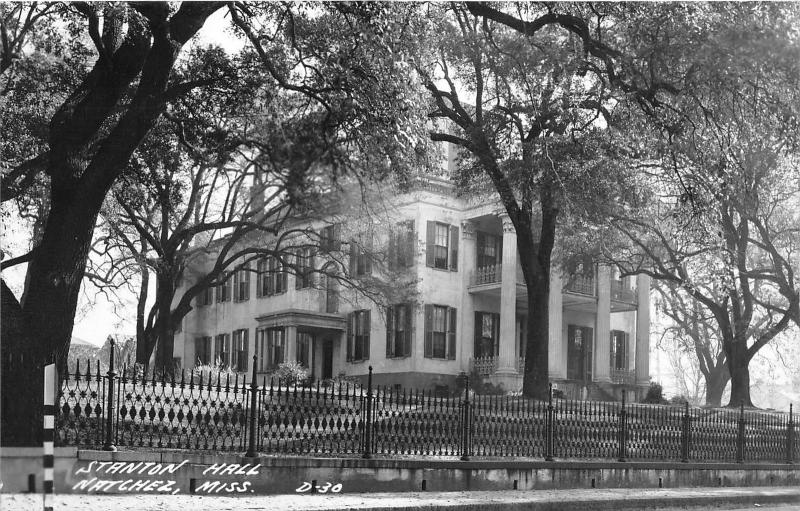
[43,363,56,511]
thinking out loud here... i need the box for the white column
[594,265,611,383]
[497,214,517,375]
[286,325,298,364]
[635,274,651,385]
[548,271,565,379]
[461,221,476,369]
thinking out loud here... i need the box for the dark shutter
[447,307,457,360]
[256,261,263,298]
[493,313,501,356]
[349,241,357,276]
[474,311,482,358]
[363,310,371,360]
[624,332,630,370]
[425,221,435,267]
[386,306,394,357]
[333,223,342,251]
[295,251,303,290]
[281,262,288,291]
[388,228,397,271]
[424,304,433,358]
[449,225,459,271]
[266,260,274,295]
[404,304,413,357]
[244,263,250,300]
[346,312,354,362]
[242,329,249,371]
[610,332,616,370]
[365,234,373,275]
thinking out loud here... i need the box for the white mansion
[174,177,651,401]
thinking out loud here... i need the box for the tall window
[325,273,339,313]
[610,330,629,370]
[388,220,415,270]
[214,333,230,366]
[216,272,231,303]
[198,285,213,306]
[297,332,313,368]
[476,232,502,268]
[473,311,500,358]
[386,303,413,358]
[295,247,314,289]
[194,336,212,365]
[256,256,287,297]
[257,327,285,371]
[349,232,373,277]
[233,262,250,302]
[320,223,341,252]
[426,221,458,270]
[347,310,371,362]
[424,304,457,359]
[233,329,249,371]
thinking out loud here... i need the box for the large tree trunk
[153,274,176,376]
[519,192,558,400]
[705,366,730,407]
[726,340,752,407]
[2,181,104,445]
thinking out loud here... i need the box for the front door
[322,339,333,380]
[567,325,594,382]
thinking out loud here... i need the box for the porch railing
[611,280,637,303]
[470,355,497,376]
[611,368,637,385]
[470,264,502,286]
[565,274,596,296]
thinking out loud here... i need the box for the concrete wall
[4,449,799,495]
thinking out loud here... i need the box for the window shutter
[610,332,616,370]
[449,225,459,271]
[388,229,397,271]
[295,251,303,290]
[244,263,250,301]
[493,313,500,356]
[267,260,275,295]
[425,221,435,267]
[474,311,482,358]
[365,310,371,360]
[281,261,288,292]
[346,312,354,361]
[333,223,342,251]
[349,241,357,276]
[365,234,373,275]
[624,332,630,370]
[404,304,413,357]
[407,221,416,268]
[386,306,394,357]
[256,261,263,298]
[447,307,457,360]
[424,304,433,358]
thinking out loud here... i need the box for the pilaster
[635,273,651,385]
[548,271,565,379]
[594,265,611,383]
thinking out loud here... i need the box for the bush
[275,361,309,384]
[642,382,669,404]
[192,358,237,383]
[669,395,689,405]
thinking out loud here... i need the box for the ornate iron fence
[57,349,798,464]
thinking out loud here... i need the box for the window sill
[424,356,456,361]
[425,265,457,273]
[387,355,411,360]
[348,359,369,364]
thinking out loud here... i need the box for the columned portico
[594,265,611,383]
[635,274,651,387]
[496,214,520,390]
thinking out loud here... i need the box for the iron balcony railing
[470,264,502,286]
[611,280,637,303]
[565,274,596,296]
[57,350,798,464]
[611,368,637,385]
[470,355,497,376]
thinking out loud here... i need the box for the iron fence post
[545,383,554,461]
[102,336,117,451]
[736,400,745,463]
[460,376,471,461]
[680,401,691,463]
[362,366,373,459]
[245,354,258,457]
[617,389,627,462]
[786,403,794,465]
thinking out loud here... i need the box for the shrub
[642,382,669,404]
[275,361,309,384]
[669,395,689,405]
[192,358,237,383]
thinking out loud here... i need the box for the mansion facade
[174,178,651,401]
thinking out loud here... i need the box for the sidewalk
[2,487,800,511]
